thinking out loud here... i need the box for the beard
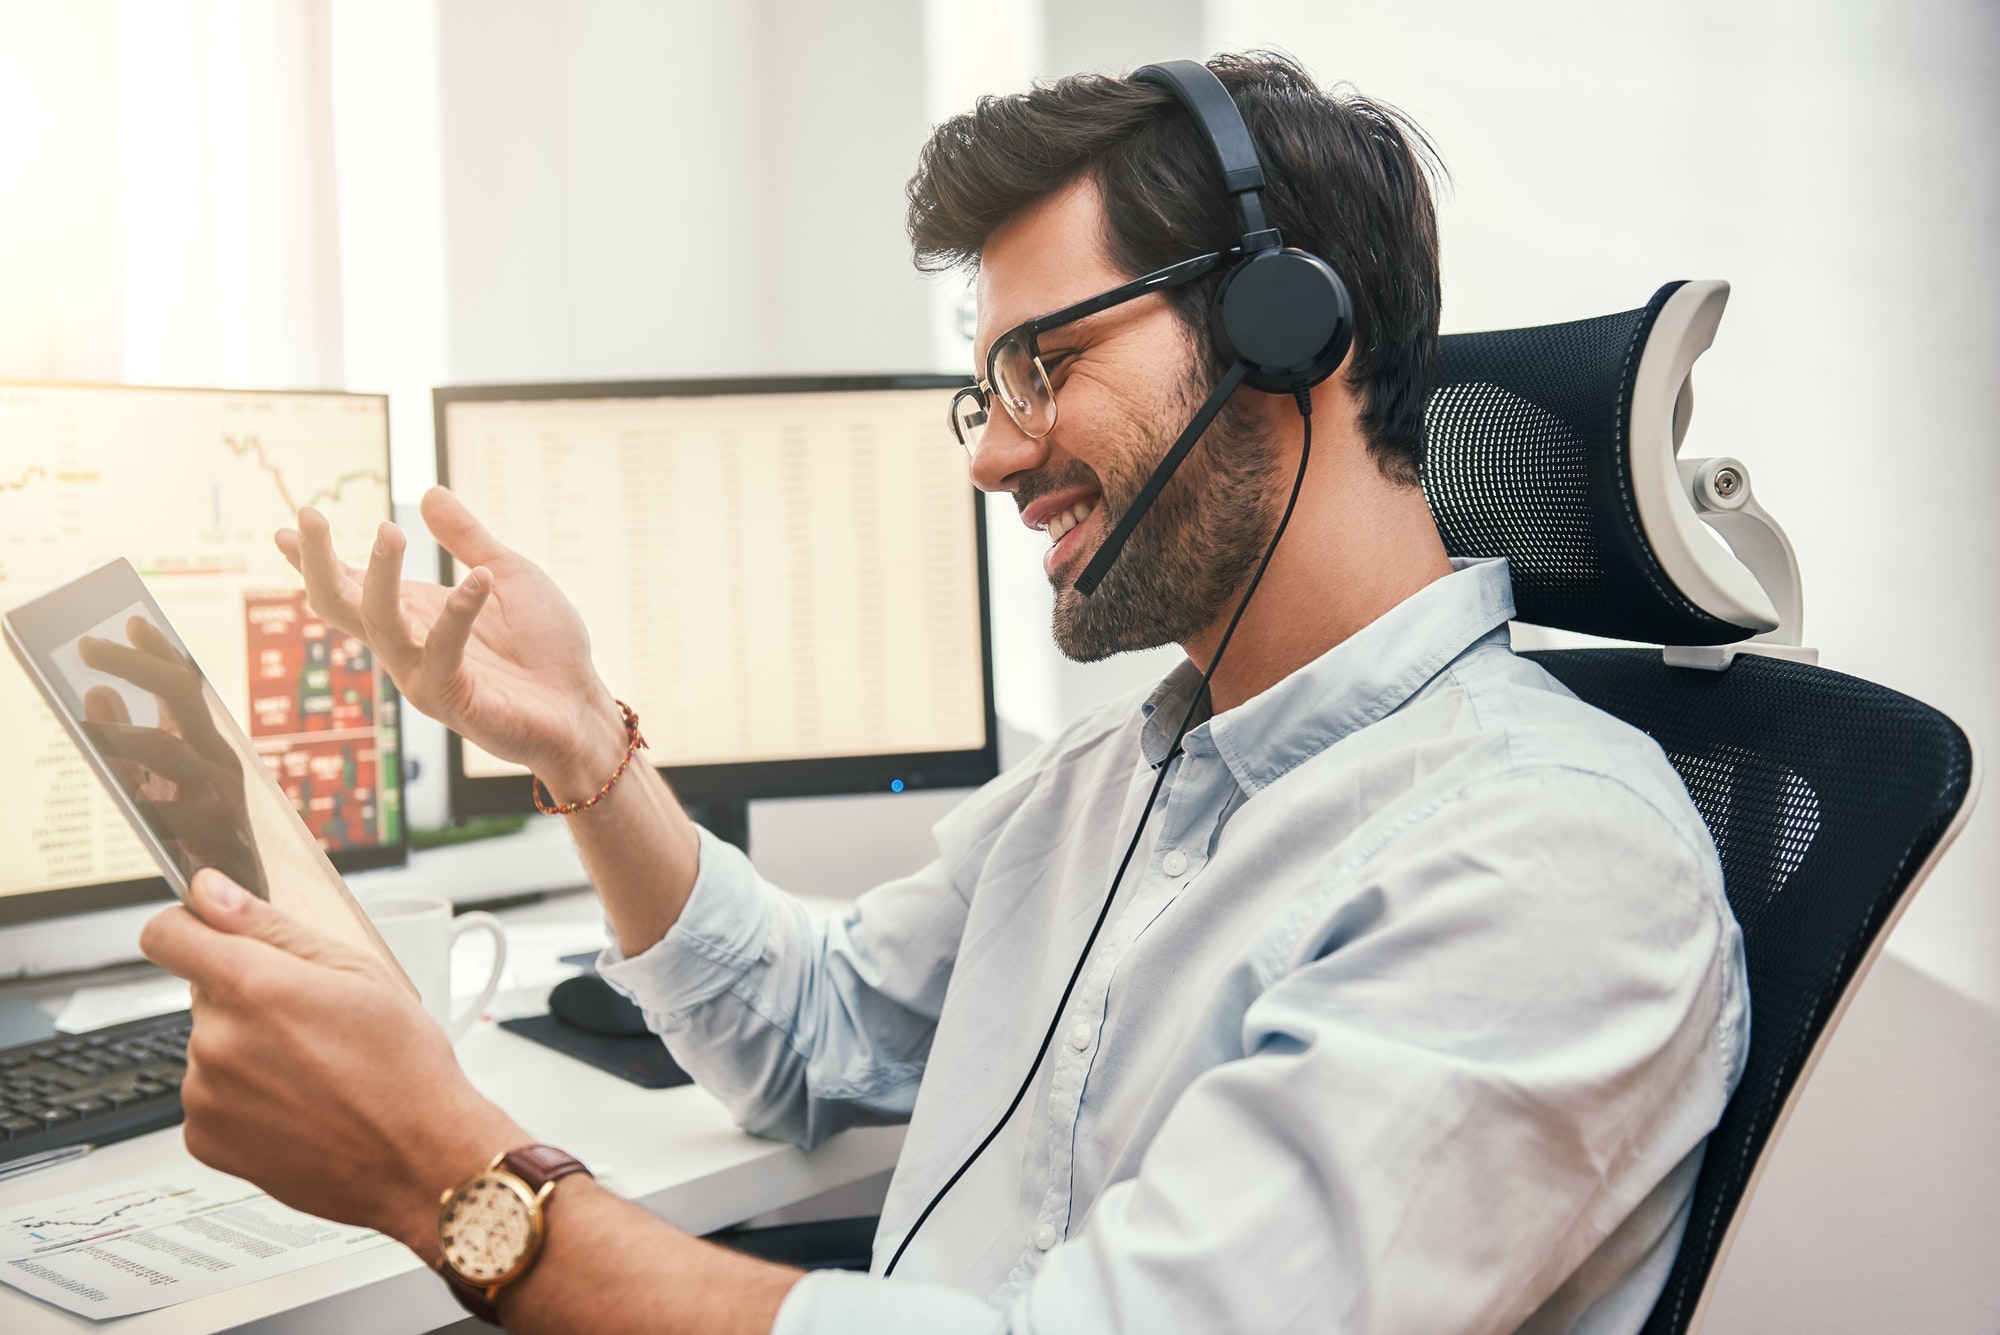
[1034,370,1281,663]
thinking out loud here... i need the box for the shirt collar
[1138,557,1516,791]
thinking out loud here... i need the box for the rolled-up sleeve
[597,826,973,1146]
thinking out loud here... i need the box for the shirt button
[1161,849,1188,876]
[1034,1223,1057,1250]
[1069,1022,1093,1051]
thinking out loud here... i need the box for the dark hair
[907,52,1443,484]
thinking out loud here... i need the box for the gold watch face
[439,1170,542,1288]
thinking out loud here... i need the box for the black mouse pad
[499,1013,696,1090]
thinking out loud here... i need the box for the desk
[0,893,904,1334]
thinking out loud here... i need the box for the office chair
[1425,280,1981,1335]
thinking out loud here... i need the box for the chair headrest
[1424,280,1777,647]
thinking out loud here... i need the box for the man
[142,54,1746,1334]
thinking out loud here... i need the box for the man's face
[969,179,1279,663]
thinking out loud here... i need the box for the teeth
[1046,499,1094,545]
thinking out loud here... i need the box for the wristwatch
[435,1145,592,1325]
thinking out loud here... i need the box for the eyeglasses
[949,249,1231,453]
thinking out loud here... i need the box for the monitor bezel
[432,374,1000,819]
[0,379,408,928]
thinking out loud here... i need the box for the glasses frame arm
[955,248,1238,449]
[1012,249,1234,347]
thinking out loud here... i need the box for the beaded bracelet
[531,700,648,816]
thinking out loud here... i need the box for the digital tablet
[3,559,412,989]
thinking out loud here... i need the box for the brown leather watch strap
[440,1265,502,1326]
[502,1144,592,1192]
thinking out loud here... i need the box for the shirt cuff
[595,824,775,1019]
[773,1270,1005,1335]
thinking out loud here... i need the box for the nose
[966,405,1051,495]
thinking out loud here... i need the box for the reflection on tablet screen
[50,607,272,900]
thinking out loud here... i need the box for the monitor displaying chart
[436,377,994,815]
[0,384,403,920]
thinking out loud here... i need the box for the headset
[883,59,1354,1277]
[1072,58,1355,597]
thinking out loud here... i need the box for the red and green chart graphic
[243,590,401,850]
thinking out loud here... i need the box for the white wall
[0,0,347,391]
[0,2,122,381]
[433,0,936,390]
[114,0,347,391]
[1698,952,2000,1332]
[1197,3,2000,1330]
[328,0,451,509]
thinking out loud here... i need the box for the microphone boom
[1072,360,1251,597]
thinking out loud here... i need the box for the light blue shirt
[601,557,1749,1335]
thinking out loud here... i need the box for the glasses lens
[950,389,988,452]
[991,337,1056,438]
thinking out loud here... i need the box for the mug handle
[446,911,509,1041]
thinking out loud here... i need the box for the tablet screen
[7,561,408,978]
[49,600,276,899]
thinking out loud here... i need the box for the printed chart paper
[0,1166,389,1319]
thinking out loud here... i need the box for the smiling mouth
[1044,498,1098,545]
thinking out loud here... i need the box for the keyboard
[0,1010,190,1165]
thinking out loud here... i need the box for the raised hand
[275,487,629,799]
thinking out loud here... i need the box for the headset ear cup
[1212,249,1354,394]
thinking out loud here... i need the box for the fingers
[83,684,131,725]
[293,508,367,636]
[360,522,422,675]
[119,618,230,754]
[274,526,353,578]
[140,877,374,1011]
[140,899,262,989]
[421,487,510,570]
[78,622,216,753]
[84,685,147,790]
[422,566,492,678]
[188,869,371,971]
[125,615,190,668]
[191,869,325,952]
[78,632,195,702]
[83,720,217,785]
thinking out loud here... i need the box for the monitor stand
[682,797,750,855]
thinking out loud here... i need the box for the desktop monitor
[433,376,997,847]
[0,382,405,927]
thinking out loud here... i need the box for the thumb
[188,869,352,968]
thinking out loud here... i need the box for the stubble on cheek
[1046,388,1278,664]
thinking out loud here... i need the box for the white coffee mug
[363,896,508,1041]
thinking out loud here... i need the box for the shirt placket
[1015,734,1226,1274]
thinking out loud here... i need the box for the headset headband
[1133,60,1280,250]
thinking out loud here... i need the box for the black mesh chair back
[1426,291,1979,1334]
[1524,651,1972,1334]
[1426,281,1751,647]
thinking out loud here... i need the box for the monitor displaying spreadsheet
[434,376,995,816]
[0,383,403,924]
